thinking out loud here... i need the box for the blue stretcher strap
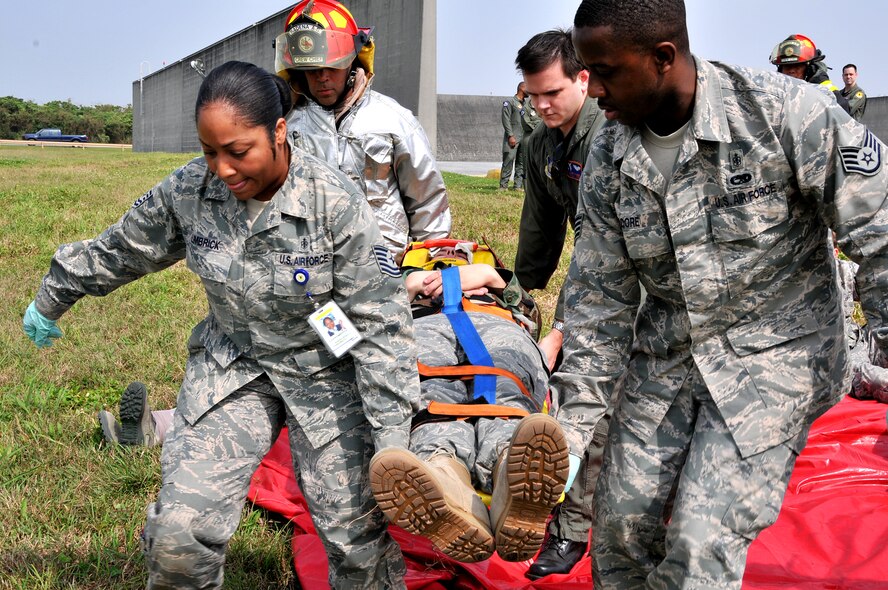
[440,266,497,403]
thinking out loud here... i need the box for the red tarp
[247,396,888,589]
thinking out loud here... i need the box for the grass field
[0,146,570,589]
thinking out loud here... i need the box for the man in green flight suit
[500,82,529,190]
[518,89,541,186]
[512,28,606,580]
[842,63,868,122]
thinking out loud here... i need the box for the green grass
[0,148,570,588]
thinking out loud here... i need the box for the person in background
[841,63,868,122]
[500,82,530,190]
[518,84,542,180]
[835,239,888,403]
[514,29,606,371]
[512,29,607,580]
[25,60,420,589]
[565,0,888,587]
[275,0,450,260]
[769,34,851,114]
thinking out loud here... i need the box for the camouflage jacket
[288,90,451,260]
[515,97,605,321]
[552,57,888,458]
[35,149,420,451]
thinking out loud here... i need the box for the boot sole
[119,382,153,446]
[495,414,569,562]
[369,449,494,563]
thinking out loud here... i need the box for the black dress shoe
[525,534,588,580]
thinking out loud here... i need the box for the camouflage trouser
[408,371,542,493]
[143,372,406,590]
[593,364,803,590]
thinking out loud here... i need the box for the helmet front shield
[770,34,819,66]
[274,25,357,73]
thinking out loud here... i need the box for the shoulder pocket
[362,134,394,181]
[616,201,672,259]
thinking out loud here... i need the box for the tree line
[0,97,132,144]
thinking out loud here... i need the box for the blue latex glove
[23,301,63,348]
[564,453,582,492]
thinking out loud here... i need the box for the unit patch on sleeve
[566,160,583,181]
[839,129,882,176]
[373,245,401,278]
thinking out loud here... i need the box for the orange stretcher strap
[461,297,516,323]
[417,361,533,400]
[425,400,530,419]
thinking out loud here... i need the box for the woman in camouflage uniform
[23,61,419,590]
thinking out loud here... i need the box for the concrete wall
[133,0,436,153]
[435,93,888,163]
[436,94,509,162]
[861,96,888,143]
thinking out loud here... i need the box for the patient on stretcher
[371,257,568,564]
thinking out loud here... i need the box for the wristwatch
[551,320,565,333]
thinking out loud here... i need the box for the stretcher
[247,396,888,589]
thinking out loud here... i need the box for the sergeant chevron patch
[374,245,401,277]
[839,129,882,176]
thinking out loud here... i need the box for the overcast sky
[2,1,884,107]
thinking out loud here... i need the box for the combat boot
[119,381,157,447]
[525,533,588,579]
[370,448,494,562]
[490,413,569,562]
[98,410,121,444]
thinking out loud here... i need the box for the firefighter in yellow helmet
[770,34,851,114]
[274,0,451,261]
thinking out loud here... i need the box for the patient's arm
[405,264,506,301]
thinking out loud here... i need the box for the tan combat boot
[490,413,569,562]
[369,448,494,562]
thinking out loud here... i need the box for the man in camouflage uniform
[841,64,868,122]
[500,82,529,190]
[512,29,606,580]
[26,146,420,588]
[563,0,888,587]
